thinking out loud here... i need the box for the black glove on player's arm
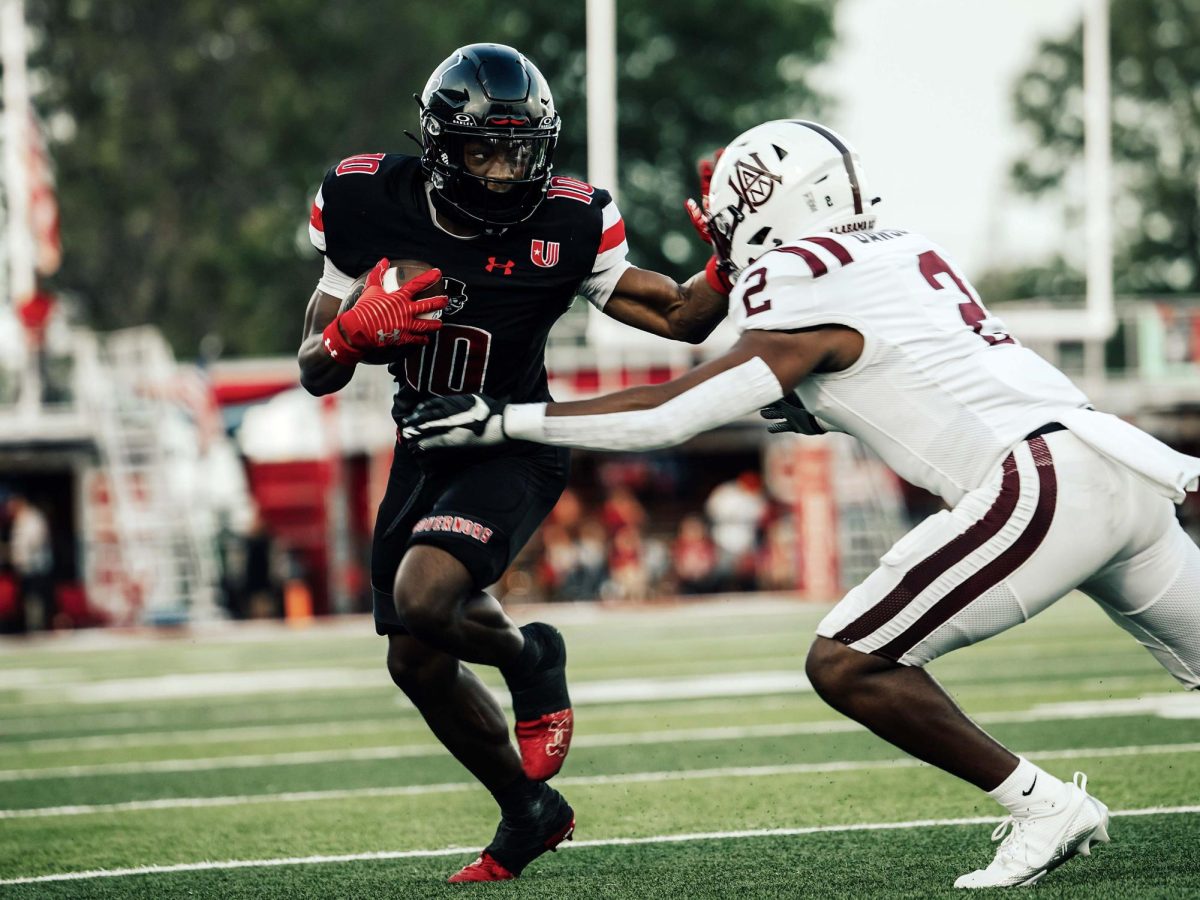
[760,394,828,436]
[401,394,507,450]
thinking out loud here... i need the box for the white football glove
[760,394,829,436]
[401,394,507,450]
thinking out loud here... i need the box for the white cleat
[954,772,1111,889]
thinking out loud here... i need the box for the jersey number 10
[918,251,1014,346]
[403,324,492,394]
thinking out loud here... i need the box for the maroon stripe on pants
[833,453,1021,646]
[874,436,1058,662]
[802,236,854,265]
[775,245,829,278]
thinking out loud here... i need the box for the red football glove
[704,255,734,295]
[684,148,725,244]
[323,258,448,365]
[683,149,732,295]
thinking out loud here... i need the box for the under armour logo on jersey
[531,240,560,268]
[730,152,783,211]
[485,257,515,275]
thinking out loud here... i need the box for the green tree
[1006,0,1200,298]
[28,0,834,357]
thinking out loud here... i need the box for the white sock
[988,757,1069,817]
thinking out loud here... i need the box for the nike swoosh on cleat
[1021,774,1038,797]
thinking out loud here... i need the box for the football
[340,259,443,365]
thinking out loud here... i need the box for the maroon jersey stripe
[834,453,1021,646]
[776,245,829,278]
[802,235,852,265]
[873,437,1058,662]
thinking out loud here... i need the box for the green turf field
[1,595,1197,898]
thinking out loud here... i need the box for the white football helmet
[706,120,879,280]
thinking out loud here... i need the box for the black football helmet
[418,44,560,233]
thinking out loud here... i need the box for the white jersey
[728,228,1090,504]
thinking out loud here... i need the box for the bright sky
[819,0,1085,274]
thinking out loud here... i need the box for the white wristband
[502,403,549,441]
[316,257,356,300]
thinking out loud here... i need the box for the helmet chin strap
[424,182,502,238]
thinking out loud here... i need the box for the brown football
[340,259,442,365]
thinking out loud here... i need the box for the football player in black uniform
[297,43,730,883]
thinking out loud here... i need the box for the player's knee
[385,636,453,696]
[392,575,457,641]
[805,637,878,703]
[391,546,475,642]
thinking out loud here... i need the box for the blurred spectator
[608,525,648,600]
[0,306,29,406]
[8,495,54,631]
[602,485,646,535]
[547,487,583,532]
[642,534,671,593]
[244,512,285,618]
[672,514,719,595]
[537,523,578,598]
[567,518,609,600]
[221,507,284,618]
[17,286,60,404]
[757,518,798,591]
[507,468,788,603]
[705,471,769,591]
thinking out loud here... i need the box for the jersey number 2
[404,324,492,394]
[918,251,1014,346]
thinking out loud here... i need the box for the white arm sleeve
[316,257,356,301]
[503,357,784,451]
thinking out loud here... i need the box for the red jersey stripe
[309,202,324,232]
[598,218,626,254]
[776,245,828,278]
[802,235,853,265]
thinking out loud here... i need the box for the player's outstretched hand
[684,150,735,296]
[324,258,448,364]
[401,394,507,451]
[683,148,725,245]
[760,394,828,436]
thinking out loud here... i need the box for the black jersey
[308,153,630,426]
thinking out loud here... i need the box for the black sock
[490,774,547,819]
[500,623,544,682]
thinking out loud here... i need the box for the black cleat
[448,785,575,883]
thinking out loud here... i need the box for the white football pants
[817,428,1200,688]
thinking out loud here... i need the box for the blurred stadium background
[0,0,1198,894]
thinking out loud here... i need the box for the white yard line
[2,693,1197,779]
[3,741,1199,819]
[0,597,814,654]
[1,804,1196,887]
[3,719,413,753]
[4,690,1195,756]
[4,669,812,715]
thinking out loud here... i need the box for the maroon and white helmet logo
[729,152,783,212]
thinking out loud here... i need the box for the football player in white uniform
[401,119,1200,889]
